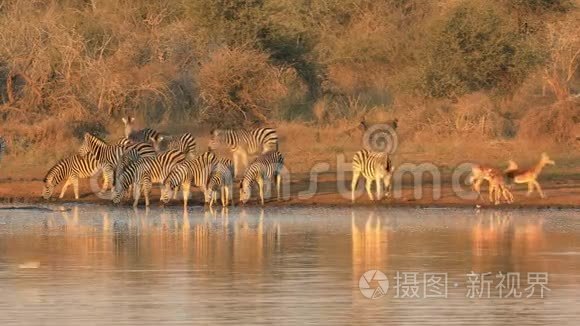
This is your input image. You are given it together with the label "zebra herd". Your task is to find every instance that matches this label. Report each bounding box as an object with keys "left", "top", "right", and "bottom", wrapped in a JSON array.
[{"left": 42, "top": 116, "right": 285, "bottom": 207}]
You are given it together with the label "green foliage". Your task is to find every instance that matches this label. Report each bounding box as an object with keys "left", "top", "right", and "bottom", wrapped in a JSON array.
[{"left": 419, "top": 3, "right": 545, "bottom": 99}]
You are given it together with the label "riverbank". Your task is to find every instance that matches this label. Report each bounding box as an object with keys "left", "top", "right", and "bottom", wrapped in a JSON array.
[{"left": 1, "top": 175, "right": 579, "bottom": 209}]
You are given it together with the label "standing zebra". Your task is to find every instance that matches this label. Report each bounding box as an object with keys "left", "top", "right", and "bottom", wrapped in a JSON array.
[
  {"left": 78, "top": 133, "right": 126, "bottom": 193},
  {"left": 239, "top": 151, "right": 284, "bottom": 205},
  {"left": 122, "top": 116, "right": 164, "bottom": 151},
  {"left": 161, "top": 151, "right": 216, "bottom": 208},
  {"left": 208, "top": 127, "right": 278, "bottom": 178},
  {"left": 42, "top": 152, "right": 101, "bottom": 199},
  {"left": 112, "top": 150, "right": 186, "bottom": 207},
  {"left": 351, "top": 149, "right": 394, "bottom": 203},
  {"left": 205, "top": 157, "right": 235, "bottom": 208},
  {"left": 167, "top": 132, "right": 197, "bottom": 159}
]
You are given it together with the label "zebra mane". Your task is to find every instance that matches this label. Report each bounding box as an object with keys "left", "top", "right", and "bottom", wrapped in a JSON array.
[{"left": 84, "top": 133, "right": 108, "bottom": 147}]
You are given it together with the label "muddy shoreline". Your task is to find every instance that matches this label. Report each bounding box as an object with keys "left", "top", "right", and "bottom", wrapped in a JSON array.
[{"left": 1, "top": 176, "right": 579, "bottom": 209}]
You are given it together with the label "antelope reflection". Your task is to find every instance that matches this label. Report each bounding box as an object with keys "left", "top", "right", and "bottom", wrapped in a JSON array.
[{"left": 471, "top": 211, "right": 546, "bottom": 271}]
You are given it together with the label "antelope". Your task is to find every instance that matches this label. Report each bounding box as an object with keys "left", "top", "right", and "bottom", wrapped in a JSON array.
[{"left": 505, "top": 153, "right": 555, "bottom": 198}]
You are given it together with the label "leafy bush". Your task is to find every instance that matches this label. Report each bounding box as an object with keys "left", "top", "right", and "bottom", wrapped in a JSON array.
[
  {"left": 418, "top": 3, "right": 545, "bottom": 99},
  {"left": 198, "top": 46, "right": 293, "bottom": 126}
]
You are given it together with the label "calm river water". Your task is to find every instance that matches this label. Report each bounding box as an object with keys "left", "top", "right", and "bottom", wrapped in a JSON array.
[{"left": 0, "top": 205, "right": 579, "bottom": 325}]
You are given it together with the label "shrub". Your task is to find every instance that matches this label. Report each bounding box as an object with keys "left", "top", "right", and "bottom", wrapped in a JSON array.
[
  {"left": 418, "top": 3, "right": 544, "bottom": 99},
  {"left": 197, "top": 46, "right": 291, "bottom": 126}
]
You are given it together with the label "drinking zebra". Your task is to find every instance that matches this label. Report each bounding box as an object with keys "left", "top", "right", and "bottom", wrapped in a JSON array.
[
  {"left": 208, "top": 127, "right": 278, "bottom": 177},
  {"left": 161, "top": 151, "right": 217, "bottom": 208},
  {"left": 351, "top": 149, "right": 394, "bottom": 203},
  {"left": 78, "top": 133, "right": 126, "bottom": 193},
  {"left": 239, "top": 151, "right": 284, "bottom": 205},
  {"left": 42, "top": 152, "right": 101, "bottom": 199},
  {"left": 205, "top": 158, "right": 235, "bottom": 208},
  {"left": 122, "top": 116, "right": 164, "bottom": 151},
  {"left": 112, "top": 150, "right": 186, "bottom": 207}
]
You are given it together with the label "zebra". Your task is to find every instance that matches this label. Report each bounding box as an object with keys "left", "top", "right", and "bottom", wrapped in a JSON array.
[
  {"left": 166, "top": 132, "right": 197, "bottom": 159},
  {"left": 205, "top": 157, "right": 235, "bottom": 208},
  {"left": 0, "top": 136, "right": 6, "bottom": 166},
  {"left": 351, "top": 149, "right": 394, "bottom": 203},
  {"left": 115, "top": 141, "right": 158, "bottom": 198},
  {"left": 208, "top": 128, "right": 278, "bottom": 177},
  {"left": 42, "top": 152, "right": 101, "bottom": 199},
  {"left": 112, "top": 149, "right": 186, "bottom": 207},
  {"left": 239, "top": 151, "right": 284, "bottom": 205},
  {"left": 161, "top": 151, "right": 216, "bottom": 208},
  {"left": 122, "top": 116, "right": 164, "bottom": 151},
  {"left": 78, "top": 133, "right": 126, "bottom": 193}
]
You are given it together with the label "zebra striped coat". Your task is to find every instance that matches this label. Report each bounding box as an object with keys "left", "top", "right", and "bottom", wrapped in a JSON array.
[
  {"left": 239, "top": 151, "right": 284, "bottom": 205},
  {"left": 167, "top": 132, "right": 197, "bottom": 158},
  {"left": 78, "top": 133, "right": 126, "bottom": 192},
  {"left": 208, "top": 127, "right": 278, "bottom": 177},
  {"left": 205, "top": 157, "right": 235, "bottom": 207},
  {"left": 42, "top": 152, "right": 100, "bottom": 199},
  {"left": 161, "top": 151, "right": 216, "bottom": 207},
  {"left": 112, "top": 150, "right": 186, "bottom": 207},
  {"left": 351, "top": 149, "right": 394, "bottom": 203}
]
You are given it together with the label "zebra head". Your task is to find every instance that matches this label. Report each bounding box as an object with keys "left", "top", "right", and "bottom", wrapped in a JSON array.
[
  {"left": 79, "top": 133, "right": 104, "bottom": 157},
  {"left": 122, "top": 115, "right": 135, "bottom": 138},
  {"left": 41, "top": 181, "right": 54, "bottom": 199},
  {"left": 160, "top": 181, "right": 175, "bottom": 204},
  {"left": 207, "top": 129, "right": 222, "bottom": 151},
  {"left": 239, "top": 179, "right": 251, "bottom": 204}
]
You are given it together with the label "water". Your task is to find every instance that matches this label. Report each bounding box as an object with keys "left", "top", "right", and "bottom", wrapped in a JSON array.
[{"left": 0, "top": 205, "right": 579, "bottom": 325}]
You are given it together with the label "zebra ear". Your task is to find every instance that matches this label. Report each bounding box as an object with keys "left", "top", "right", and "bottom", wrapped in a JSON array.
[{"left": 122, "top": 117, "right": 127, "bottom": 124}]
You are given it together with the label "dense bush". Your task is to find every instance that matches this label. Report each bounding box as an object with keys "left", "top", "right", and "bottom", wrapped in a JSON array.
[{"left": 0, "top": 0, "right": 577, "bottom": 155}]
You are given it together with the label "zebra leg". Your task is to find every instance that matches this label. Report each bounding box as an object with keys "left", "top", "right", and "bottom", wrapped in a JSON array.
[
  {"left": 365, "top": 178, "right": 374, "bottom": 201},
  {"left": 143, "top": 179, "right": 152, "bottom": 207},
  {"left": 351, "top": 171, "right": 360, "bottom": 203},
  {"left": 276, "top": 173, "right": 281, "bottom": 201},
  {"left": 229, "top": 184, "right": 234, "bottom": 206},
  {"left": 384, "top": 174, "right": 392, "bottom": 198},
  {"left": 133, "top": 184, "right": 141, "bottom": 207},
  {"left": 59, "top": 178, "right": 72, "bottom": 199},
  {"left": 258, "top": 178, "right": 265, "bottom": 205},
  {"left": 233, "top": 151, "right": 240, "bottom": 178},
  {"left": 73, "top": 177, "right": 80, "bottom": 200},
  {"left": 182, "top": 183, "right": 191, "bottom": 209},
  {"left": 375, "top": 177, "right": 382, "bottom": 200},
  {"left": 224, "top": 187, "right": 229, "bottom": 207}
]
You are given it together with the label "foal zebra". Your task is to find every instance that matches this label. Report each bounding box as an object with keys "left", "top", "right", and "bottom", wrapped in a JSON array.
[
  {"left": 122, "top": 116, "right": 164, "bottom": 151},
  {"left": 205, "top": 158, "right": 235, "bottom": 208},
  {"left": 351, "top": 149, "right": 394, "bottom": 203},
  {"left": 112, "top": 150, "right": 186, "bottom": 207},
  {"left": 42, "top": 152, "right": 100, "bottom": 199},
  {"left": 208, "top": 128, "right": 278, "bottom": 177},
  {"left": 239, "top": 151, "right": 284, "bottom": 205},
  {"left": 167, "top": 132, "right": 197, "bottom": 158},
  {"left": 161, "top": 151, "right": 216, "bottom": 208},
  {"left": 78, "top": 133, "right": 125, "bottom": 192}
]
